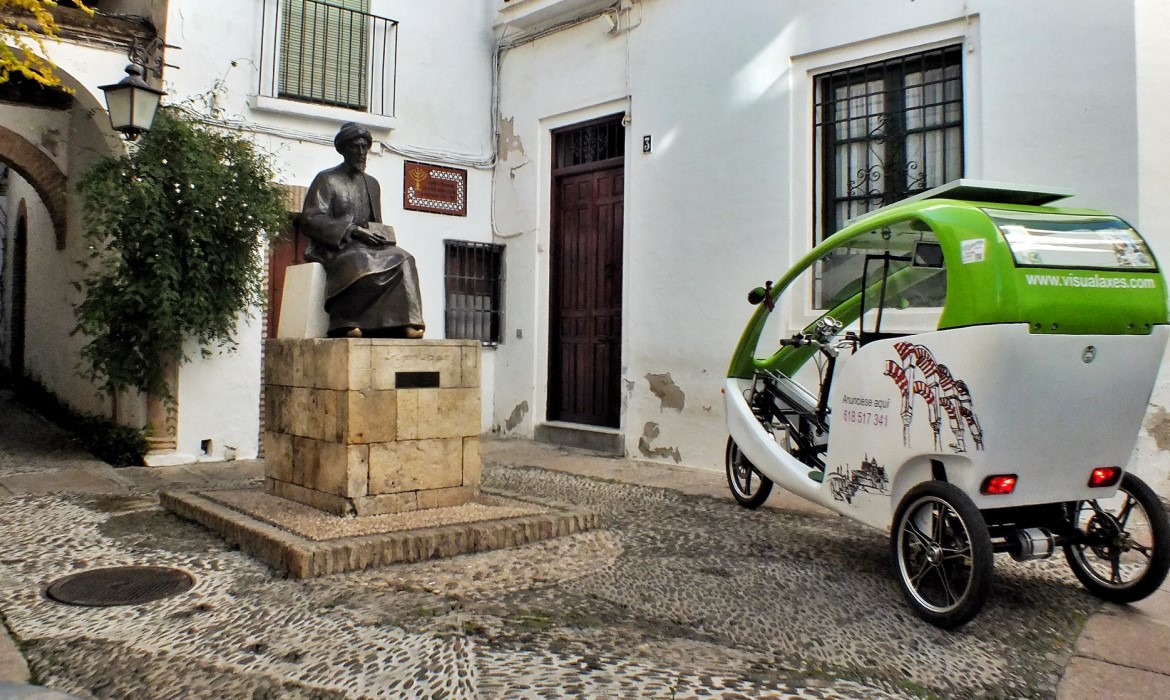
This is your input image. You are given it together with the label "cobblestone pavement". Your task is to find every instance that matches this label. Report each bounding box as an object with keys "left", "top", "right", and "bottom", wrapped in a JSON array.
[
  {"left": 0, "top": 395, "right": 109, "bottom": 480},
  {"left": 0, "top": 394, "right": 1116, "bottom": 699}
]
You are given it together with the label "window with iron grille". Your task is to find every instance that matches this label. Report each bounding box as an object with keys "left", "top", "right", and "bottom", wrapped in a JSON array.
[
  {"left": 814, "top": 45, "right": 964, "bottom": 241},
  {"left": 445, "top": 241, "right": 504, "bottom": 345},
  {"left": 553, "top": 117, "right": 625, "bottom": 170},
  {"left": 279, "top": 0, "right": 368, "bottom": 109}
]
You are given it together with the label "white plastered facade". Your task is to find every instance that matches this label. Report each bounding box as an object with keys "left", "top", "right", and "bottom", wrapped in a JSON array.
[{"left": 489, "top": 0, "right": 1170, "bottom": 496}]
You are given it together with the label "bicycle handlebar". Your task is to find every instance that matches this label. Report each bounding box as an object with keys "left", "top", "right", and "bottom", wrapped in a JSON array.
[
  {"left": 780, "top": 334, "right": 839, "bottom": 358},
  {"left": 779, "top": 316, "right": 843, "bottom": 357}
]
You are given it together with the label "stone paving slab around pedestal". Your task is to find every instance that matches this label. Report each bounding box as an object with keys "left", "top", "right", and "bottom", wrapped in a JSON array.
[{"left": 160, "top": 487, "right": 598, "bottom": 579}]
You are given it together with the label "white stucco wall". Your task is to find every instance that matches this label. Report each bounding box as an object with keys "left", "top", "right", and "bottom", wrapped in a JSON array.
[
  {"left": 0, "top": 43, "right": 141, "bottom": 421},
  {"left": 5, "top": 173, "right": 92, "bottom": 408},
  {"left": 491, "top": 0, "right": 1155, "bottom": 479}
]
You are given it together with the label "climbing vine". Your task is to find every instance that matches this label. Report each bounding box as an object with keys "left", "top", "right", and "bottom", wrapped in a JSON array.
[{"left": 74, "top": 107, "right": 288, "bottom": 398}]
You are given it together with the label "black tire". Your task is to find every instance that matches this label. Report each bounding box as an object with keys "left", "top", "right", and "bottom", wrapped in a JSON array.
[
  {"left": 890, "top": 481, "right": 994, "bottom": 629},
  {"left": 1063, "top": 472, "right": 1170, "bottom": 604},
  {"left": 725, "top": 436, "right": 773, "bottom": 509}
]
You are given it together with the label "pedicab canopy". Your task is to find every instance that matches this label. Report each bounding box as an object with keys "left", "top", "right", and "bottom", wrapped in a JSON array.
[{"left": 729, "top": 180, "right": 1169, "bottom": 380}]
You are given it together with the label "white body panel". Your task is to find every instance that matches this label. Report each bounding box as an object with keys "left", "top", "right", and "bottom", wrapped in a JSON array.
[
  {"left": 724, "top": 377, "right": 834, "bottom": 508},
  {"left": 727, "top": 324, "right": 1168, "bottom": 531}
]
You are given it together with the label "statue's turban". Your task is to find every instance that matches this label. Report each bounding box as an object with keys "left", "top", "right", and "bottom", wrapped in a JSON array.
[{"left": 334, "top": 122, "right": 372, "bottom": 152}]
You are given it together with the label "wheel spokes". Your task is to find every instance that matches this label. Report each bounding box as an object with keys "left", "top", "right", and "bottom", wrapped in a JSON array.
[
  {"left": 936, "top": 565, "right": 958, "bottom": 606},
  {"left": 931, "top": 503, "right": 945, "bottom": 542},
  {"left": 731, "top": 448, "right": 755, "bottom": 497},
  {"left": 901, "top": 498, "right": 974, "bottom": 611},
  {"left": 908, "top": 557, "right": 933, "bottom": 587},
  {"left": 1117, "top": 494, "right": 1136, "bottom": 529},
  {"left": 904, "top": 516, "right": 932, "bottom": 549},
  {"left": 1129, "top": 542, "right": 1153, "bottom": 560},
  {"left": 941, "top": 547, "right": 971, "bottom": 562},
  {"left": 1087, "top": 499, "right": 1110, "bottom": 522},
  {"left": 1071, "top": 486, "right": 1160, "bottom": 588}
]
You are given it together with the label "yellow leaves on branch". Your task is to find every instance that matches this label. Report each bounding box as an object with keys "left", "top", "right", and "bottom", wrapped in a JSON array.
[{"left": 0, "top": 0, "right": 93, "bottom": 92}]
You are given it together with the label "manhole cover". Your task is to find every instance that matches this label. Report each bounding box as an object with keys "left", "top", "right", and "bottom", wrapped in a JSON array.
[{"left": 45, "top": 566, "right": 194, "bottom": 607}]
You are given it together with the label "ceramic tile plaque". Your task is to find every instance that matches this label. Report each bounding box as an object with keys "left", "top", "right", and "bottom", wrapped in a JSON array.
[{"left": 403, "top": 161, "right": 468, "bottom": 217}]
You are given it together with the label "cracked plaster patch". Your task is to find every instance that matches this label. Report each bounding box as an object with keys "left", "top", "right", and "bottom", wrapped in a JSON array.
[
  {"left": 1144, "top": 405, "right": 1170, "bottom": 453},
  {"left": 504, "top": 400, "right": 529, "bottom": 432},
  {"left": 497, "top": 115, "right": 526, "bottom": 160},
  {"left": 638, "top": 422, "right": 681, "bottom": 463},
  {"left": 645, "top": 372, "right": 685, "bottom": 412}
]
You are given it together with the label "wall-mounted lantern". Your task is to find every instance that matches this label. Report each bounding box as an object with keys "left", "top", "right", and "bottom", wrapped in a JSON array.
[{"left": 99, "top": 64, "right": 166, "bottom": 140}]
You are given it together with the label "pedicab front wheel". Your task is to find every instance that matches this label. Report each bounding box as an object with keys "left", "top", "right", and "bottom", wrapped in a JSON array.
[
  {"left": 725, "top": 437, "right": 773, "bottom": 509},
  {"left": 891, "top": 481, "right": 994, "bottom": 630},
  {"left": 1063, "top": 472, "right": 1170, "bottom": 604}
]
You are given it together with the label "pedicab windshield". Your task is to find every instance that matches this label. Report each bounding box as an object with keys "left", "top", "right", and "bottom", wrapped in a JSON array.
[{"left": 985, "top": 209, "right": 1156, "bottom": 270}]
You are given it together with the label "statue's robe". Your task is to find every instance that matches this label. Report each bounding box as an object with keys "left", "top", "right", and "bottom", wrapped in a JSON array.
[{"left": 300, "top": 164, "right": 424, "bottom": 336}]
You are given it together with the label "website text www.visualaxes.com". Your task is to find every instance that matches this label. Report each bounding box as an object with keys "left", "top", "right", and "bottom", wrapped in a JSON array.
[{"left": 1024, "top": 273, "right": 1156, "bottom": 289}]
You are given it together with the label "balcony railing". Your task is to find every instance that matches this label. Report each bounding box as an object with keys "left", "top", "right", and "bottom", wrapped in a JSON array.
[{"left": 259, "top": 0, "right": 397, "bottom": 117}]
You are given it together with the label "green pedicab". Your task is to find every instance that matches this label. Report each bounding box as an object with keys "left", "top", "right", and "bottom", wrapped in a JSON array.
[{"left": 723, "top": 181, "right": 1170, "bottom": 629}]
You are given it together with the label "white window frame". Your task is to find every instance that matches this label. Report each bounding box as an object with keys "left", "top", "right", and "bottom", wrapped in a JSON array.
[
  {"left": 786, "top": 17, "right": 982, "bottom": 335},
  {"left": 253, "top": 0, "right": 398, "bottom": 129}
]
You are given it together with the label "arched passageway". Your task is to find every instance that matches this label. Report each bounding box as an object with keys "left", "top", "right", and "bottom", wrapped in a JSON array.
[{"left": 0, "top": 125, "right": 68, "bottom": 250}]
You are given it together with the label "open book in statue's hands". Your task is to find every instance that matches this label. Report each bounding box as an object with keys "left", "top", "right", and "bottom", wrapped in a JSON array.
[
  {"left": 367, "top": 222, "right": 396, "bottom": 246},
  {"left": 351, "top": 222, "right": 396, "bottom": 247}
]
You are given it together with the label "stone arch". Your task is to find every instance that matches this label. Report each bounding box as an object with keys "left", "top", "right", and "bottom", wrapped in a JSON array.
[{"left": 0, "top": 125, "right": 68, "bottom": 250}]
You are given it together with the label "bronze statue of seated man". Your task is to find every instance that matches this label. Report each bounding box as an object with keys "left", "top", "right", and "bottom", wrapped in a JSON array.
[{"left": 300, "top": 122, "right": 425, "bottom": 339}]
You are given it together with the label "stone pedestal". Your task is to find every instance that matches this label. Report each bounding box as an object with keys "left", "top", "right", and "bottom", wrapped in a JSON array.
[{"left": 263, "top": 338, "right": 481, "bottom": 517}]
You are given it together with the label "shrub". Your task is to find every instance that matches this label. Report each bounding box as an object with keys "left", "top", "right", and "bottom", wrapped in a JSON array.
[{"left": 74, "top": 107, "right": 288, "bottom": 398}]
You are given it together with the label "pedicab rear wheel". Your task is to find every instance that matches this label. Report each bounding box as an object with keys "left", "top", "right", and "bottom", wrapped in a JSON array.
[
  {"left": 1063, "top": 472, "right": 1170, "bottom": 604},
  {"left": 725, "top": 437, "right": 773, "bottom": 509},
  {"left": 891, "top": 481, "right": 993, "bottom": 630}
]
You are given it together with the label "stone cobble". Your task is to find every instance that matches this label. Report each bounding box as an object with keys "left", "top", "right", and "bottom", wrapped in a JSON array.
[
  {"left": 0, "top": 395, "right": 1097, "bottom": 699},
  {"left": 0, "top": 456, "right": 1096, "bottom": 699}
]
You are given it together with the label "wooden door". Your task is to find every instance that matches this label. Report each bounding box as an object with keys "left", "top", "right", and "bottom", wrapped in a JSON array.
[
  {"left": 10, "top": 211, "right": 26, "bottom": 376},
  {"left": 548, "top": 166, "right": 624, "bottom": 427},
  {"left": 266, "top": 224, "right": 309, "bottom": 338}
]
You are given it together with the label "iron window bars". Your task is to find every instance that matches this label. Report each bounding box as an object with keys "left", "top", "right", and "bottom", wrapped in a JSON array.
[
  {"left": 814, "top": 45, "right": 964, "bottom": 241},
  {"left": 445, "top": 240, "right": 505, "bottom": 345},
  {"left": 554, "top": 118, "right": 625, "bottom": 170}
]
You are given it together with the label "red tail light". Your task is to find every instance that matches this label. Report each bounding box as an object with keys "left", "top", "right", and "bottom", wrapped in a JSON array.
[
  {"left": 980, "top": 474, "right": 1018, "bottom": 495},
  {"left": 1088, "top": 467, "right": 1121, "bottom": 488}
]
